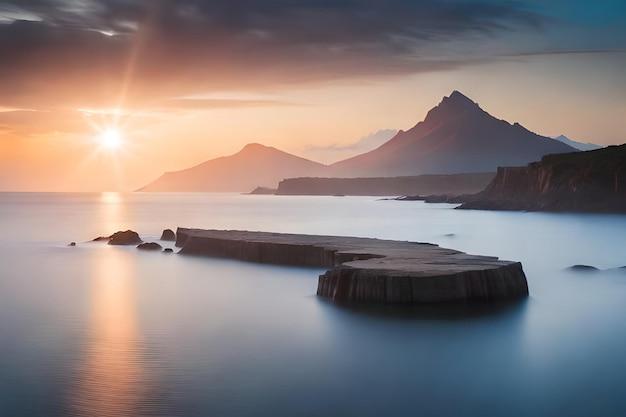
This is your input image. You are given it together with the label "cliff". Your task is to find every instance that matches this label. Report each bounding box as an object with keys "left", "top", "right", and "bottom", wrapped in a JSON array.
[
  {"left": 459, "top": 144, "right": 626, "bottom": 213},
  {"left": 275, "top": 173, "right": 495, "bottom": 196},
  {"left": 176, "top": 228, "right": 528, "bottom": 304}
]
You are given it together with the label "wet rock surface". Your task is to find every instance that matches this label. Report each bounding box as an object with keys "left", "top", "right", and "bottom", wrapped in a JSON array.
[
  {"left": 176, "top": 228, "right": 529, "bottom": 304},
  {"left": 137, "top": 242, "right": 163, "bottom": 251},
  {"left": 108, "top": 230, "right": 142, "bottom": 245},
  {"left": 160, "top": 229, "right": 176, "bottom": 241}
]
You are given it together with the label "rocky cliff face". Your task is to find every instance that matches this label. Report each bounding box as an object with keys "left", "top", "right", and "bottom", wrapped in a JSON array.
[
  {"left": 317, "top": 263, "right": 528, "bottom": 304},
  {"left": 459, "top": 144, "right": 626, "bottom": 213}
]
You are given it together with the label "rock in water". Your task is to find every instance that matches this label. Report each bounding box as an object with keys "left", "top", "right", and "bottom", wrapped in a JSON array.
[
  {"left": 68, "top": 242, "right": 76, "bottom": 247},
  {"left": 160, "top": 229, "right": 176, "bottom": 241},
  {"left": 176, "top": 228, "right": 529, "bottom": 304},
  {"left": 108, "top": 230, "right": 142, "bottom": 245},
  {"left": 567, "top": 265, "right": 599, "bottom": 272},
  {"left": 249, "top": 186, "right": 277, "bottom": 195},
  {"left": 163, "top": 248, "right": 174, "bottom": 253},
  {"left": 137, "top": 242, "right": 162, "bottom": 251}
]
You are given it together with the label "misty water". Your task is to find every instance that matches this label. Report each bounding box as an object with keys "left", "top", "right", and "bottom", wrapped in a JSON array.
[{"left": 1, "top": 192, "right": 626, "bottom": 417}]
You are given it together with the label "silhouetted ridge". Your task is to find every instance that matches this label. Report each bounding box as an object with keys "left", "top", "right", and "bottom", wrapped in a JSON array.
[
  {"left": 424, "top": 90, "right": 482, "bottom": 124},
  {"left": 446, "top": 90, "right": 480, "bottom": 108},
  {"left": 330, "top": 90, "right": 577, "bottom": 177},
  {"left": 241, "top": 143, "right": 269, "bottom": 152},
  {"left": 139, "top": 90, "right": 580, "bottom": 191},
  {"left": 138, "top": 142, "right": 327, "bottom": 192}
]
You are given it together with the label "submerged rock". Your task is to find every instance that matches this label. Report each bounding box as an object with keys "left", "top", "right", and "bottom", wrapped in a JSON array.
[
  {"left": 108, "top": 230, "right": 142, "bottom": 245},
  {"left": 567, "top": 265, "right": 626, "bottom": 274},
  {"left": 160, "top": 229, "right": 176, "bottom": 241},
  {"left": 137, "top": 242, "right": 162, "bottom": 251},
  {"left": 567, "top": 265, "right": 600, "bottom": 272}
]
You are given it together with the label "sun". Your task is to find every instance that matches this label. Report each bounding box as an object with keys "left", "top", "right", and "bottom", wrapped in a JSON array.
[{"left": 98, "top": 128, "right": 123, "bottom": 149}]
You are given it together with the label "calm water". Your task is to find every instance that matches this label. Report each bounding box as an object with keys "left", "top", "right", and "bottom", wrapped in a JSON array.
[{"left": 1, "top": 192, "right": 626, "bottom": 417}]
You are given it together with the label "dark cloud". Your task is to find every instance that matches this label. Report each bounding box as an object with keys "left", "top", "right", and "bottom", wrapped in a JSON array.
[
  {"left": 509, "top": 48, "right": 626, "bottom": 57},
  {"left": 0, "top": 0, "right": 549, "bottom": 109}
]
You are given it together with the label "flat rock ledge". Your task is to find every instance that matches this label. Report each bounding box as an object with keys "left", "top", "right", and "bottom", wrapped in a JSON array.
[{"left": 176, "top": 228, "right": 528, "bottom": 304}]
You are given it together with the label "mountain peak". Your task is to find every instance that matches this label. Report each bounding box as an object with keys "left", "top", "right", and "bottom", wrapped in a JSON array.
[
  {"left": 238, "top": 143, "right": 282, "bottom": 155},
  {"left": 449, "top": 90, "right": 472, "bottom": 101},
  {"left": 423, "top": 90, "right": 481, "bottom": 125},
  {"left": 552, "top": 135, "right": 603, "bottom": 151},
  {"left": 441, "top": 90, "right": 478, "bottom": 109},
  {"left": 241, "top": 143, "right": 269, "bottom": 151}
]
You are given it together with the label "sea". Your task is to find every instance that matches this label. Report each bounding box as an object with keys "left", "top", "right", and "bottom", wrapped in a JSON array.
[{"left": 1, "top": 192, "right": 626, "bottom": 417}]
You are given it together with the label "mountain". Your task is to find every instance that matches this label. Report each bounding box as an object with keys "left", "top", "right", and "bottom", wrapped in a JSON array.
[
  {"left": 459, "top": 144, "right": 626, "bottom": 213},
  {"left": 138, "top": 143, "right": 327, "bottom": 192},
  {"left": 139, "top": 91, "right": 580, "bottom": 192},
  {"left": 330, "top": 91, "right": 578, "bottom": 177},
  {"left": 552, "top": 135, "right": 602, "bottom": 151}
]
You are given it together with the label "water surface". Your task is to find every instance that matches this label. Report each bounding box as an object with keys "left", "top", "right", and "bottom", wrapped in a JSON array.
[{"left": 1, "top": 192, "right": 625, "bottom": 416}]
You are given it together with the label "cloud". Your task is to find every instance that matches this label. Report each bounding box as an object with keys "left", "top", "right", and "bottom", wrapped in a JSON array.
[
  {"left": 307, "top": 129, "right": 398, "bottom": 152},
  {"left": 304, "top": 129, "right": 399, "bottom": 163},
  {"left": 0, "top": 0, "right": 554, "bottom": 110},
  {"left": 0, "top": 109, "right": 90, "bottom": 136},
  {"left": 509, "top": 48, "right": 626, "bottom": 57},
  {"left": 159, "top": 98, "right": 302, "bottom": 110}
]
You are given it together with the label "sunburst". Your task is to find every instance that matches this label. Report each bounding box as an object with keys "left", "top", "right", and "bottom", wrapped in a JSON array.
[{"left": 98, "top": 128, "right": 123, "bottom": 149}]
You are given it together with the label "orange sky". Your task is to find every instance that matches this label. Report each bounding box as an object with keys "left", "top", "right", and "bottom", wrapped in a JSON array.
[{"left": 0, "top": 1, "right": 624, "bottom": 191}]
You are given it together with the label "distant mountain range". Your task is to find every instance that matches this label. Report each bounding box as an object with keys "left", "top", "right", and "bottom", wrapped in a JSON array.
[
  {"left": 552, "top": 135, "right": 602, "bottom": 151},
  {"left": 139, "top": 91, "right": 579, "bottom": 192}
]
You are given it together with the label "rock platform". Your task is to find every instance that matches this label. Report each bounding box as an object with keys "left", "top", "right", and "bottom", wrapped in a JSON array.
[{"left": 176, "top": 228, "right": 528, "bottom": 304}]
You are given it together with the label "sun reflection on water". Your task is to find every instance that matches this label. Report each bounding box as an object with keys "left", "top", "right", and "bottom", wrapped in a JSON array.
[
  {"left": 100, "top": 192, "right": 122, "bottom": 205},
  {"left": 69, "top": 248, "right": 163, "bottom": 417},
  {"left": 98, "top": 192, "right": 124, "bottom": 233}
]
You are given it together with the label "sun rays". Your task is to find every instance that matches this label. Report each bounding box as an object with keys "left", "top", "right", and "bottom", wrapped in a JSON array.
[{"left": 98, "top": 128, "right": 123, "bottom": 149}]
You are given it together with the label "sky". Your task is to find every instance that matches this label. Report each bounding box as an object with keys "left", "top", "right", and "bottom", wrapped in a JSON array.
[{"left": 0, "top": 0, "right": 624, "bottom": 191}]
